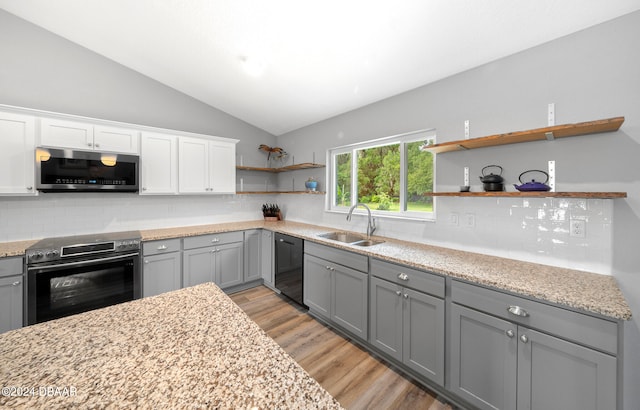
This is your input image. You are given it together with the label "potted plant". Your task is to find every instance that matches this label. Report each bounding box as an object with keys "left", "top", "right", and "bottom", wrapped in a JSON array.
[{"left": 262, "top": 203, "right": 282, "bottom": 221}]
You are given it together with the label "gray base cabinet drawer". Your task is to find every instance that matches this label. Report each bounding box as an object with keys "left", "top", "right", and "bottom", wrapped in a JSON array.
[
  {"left": 183, "top": 231, "right": 243, "bottom": 250},
  {"left": 305, "top": 242, "right": 368, "bottom": 272},
  {"left": 0, "top": 257, "right": 22, "bottom": 278},
  {"left": 143, "top": 239, "right": 181, "bottom": 256},
  {"left": 451, "top": 280, "right": 618, "bottom": 354},
  {"left": 370, "top": 258, "right": 444, "bottom": 298}
]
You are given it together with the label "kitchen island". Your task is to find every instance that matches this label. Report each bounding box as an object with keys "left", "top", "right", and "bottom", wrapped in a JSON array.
[{"left": 0, "top": 282, "right": 342, "bottom": 409}]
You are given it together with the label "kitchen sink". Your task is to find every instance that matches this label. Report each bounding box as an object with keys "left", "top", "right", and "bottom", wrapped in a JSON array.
[
  {"left": 351, "top": 239, "right": 384, "bottom": 247},
  {"left": 318, "top": 231, "right": 364, "bottom": 243},
  {"left": 318, "top": 232, "right": 384, "bottom": 247}
]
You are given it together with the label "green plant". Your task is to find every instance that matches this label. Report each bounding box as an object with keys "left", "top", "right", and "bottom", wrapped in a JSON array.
[{"left": 376, "top": 192, "right": 392, "bottom": 210}]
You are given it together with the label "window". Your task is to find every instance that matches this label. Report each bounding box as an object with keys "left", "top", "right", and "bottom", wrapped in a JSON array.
[{"left": 328, "top": 129, "right": 435, "bottom": 219}]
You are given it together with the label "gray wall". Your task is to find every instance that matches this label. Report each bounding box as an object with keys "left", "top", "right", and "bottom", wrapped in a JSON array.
[
  {"left": 0, "top": 9, "right": 280, "bottom": 236},
  {"left": 278, "top": 11, "right": 640, "bottom": 408},
  {"left": 0, "top": 9, "right": 276, "bottom": 169},
  {"left": 1, "top": 6, "right": 638, "bottom": 408}
]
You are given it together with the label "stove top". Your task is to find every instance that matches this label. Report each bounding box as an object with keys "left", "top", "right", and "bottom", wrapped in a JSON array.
[{"left": 26, "top": 231, "right": 141, "bottom": 264}]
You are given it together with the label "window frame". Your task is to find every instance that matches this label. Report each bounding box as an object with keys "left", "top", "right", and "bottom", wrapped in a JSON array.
[{"left": 326, "top": 129, "right": 436, "bottom": 220}]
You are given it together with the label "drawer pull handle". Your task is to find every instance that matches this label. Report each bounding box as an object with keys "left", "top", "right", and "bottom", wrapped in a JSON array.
[
  {"left": 520, "top": 334, "right": 529, "bottom": 343},
  {"left": 212, "top": 238, "right": 220, "bottom": 243},
  {"left": 397, "top": 273, "right": 409, "bottom": 281},
  {"left": 157, "top": 245, "right": 168, "bottom": 250},
  {"left": 507, "top": 305, "right": 529, "bottom": 317},
  {"left": 506, "top": 329, "right": 515, "bottom": 338}
]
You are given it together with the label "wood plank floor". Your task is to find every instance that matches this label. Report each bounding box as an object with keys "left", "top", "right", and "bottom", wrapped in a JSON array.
[{"left": 230, "top": 285, "right": 455, "bottom": 410}]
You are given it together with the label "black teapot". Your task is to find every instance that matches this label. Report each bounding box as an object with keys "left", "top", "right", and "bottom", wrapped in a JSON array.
[{"left": 479, "top": 165, "right": 504, "bottom": 192}]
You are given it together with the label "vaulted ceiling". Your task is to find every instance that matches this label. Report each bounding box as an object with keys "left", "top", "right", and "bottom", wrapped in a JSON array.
[{"left": 2, "top": 1, "right": 639, "bottom": 135}]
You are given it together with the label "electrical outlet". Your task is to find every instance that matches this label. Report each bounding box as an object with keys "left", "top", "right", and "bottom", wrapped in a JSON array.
[
  {"left": 450, "top": 213, "right": 459, "bottom": 226},
  {"left": 570, "top": 219, "right": 586, "bottom": 238},
  {"left": 464, "top": 213, "right": 475, "bottom": 228}
]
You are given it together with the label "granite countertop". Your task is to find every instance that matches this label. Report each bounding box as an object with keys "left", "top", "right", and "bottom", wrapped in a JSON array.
[
  {"left": 0, "top": 283, "right": 343, "bottom": 409},
  {"left": 0, "top": 220, "right": 632, "bottom": 320},
  {"left": 140, "top": 220, "right": 632, "bottom": 321}
]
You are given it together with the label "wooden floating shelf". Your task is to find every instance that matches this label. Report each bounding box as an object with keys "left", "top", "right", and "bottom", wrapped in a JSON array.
[
  {"left": 421, "top": 117, "right": 625, "bottom": 154},
  {"left": 424, "top": 192, "right": 627, "bottom": 199},
  {"left": 236, "top": 163, "right": 325, "bottom": 173},
  {"left": 236, "top": 191, "right": 326, "bottom": 195}
]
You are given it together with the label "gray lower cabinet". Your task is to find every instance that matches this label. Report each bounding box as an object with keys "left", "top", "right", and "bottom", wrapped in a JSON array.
[
  {"left": 142, "top": 239, "right": 182, "bottom": 297},
  {"left": 369, "top": 259, "right": 445, "bottom": 386},
  {"left": 260, "top": 230, "right": 274, "bottom": 286},
  {"left": 304, "top": 242, "right": 368, "bottom": 341},
  {"left": 244, "top": 229, "right": 262, "bottom": 283},
  {"left": 303, "top": 254, "right": 331, "bottom": 319},
  {"left": 183, "top": 231, "right": 244, "bottom": 289},
  {"left": 0, "top": 257, "right": 23, "bottom": 333},
  {"left": 449, "top": 280, "right": 618, "bottom": 410}
]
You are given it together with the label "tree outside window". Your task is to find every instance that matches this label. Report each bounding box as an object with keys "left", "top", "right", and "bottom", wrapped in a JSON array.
[{"left": 329, "top": 130, "right": 435, "bottom": 218}]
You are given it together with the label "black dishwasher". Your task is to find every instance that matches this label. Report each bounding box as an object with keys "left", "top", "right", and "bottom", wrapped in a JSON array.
[{"left": 274, "top": 233, "right": 305, "bottom": 307}]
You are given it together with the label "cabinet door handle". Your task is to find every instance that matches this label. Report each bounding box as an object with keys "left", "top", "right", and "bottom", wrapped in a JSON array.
[
  {"left": 144, "top": 260, "right": 149, "bottom": 264},
  {"left": 507, "top": 305, "right": 529, "bottom": 317},
  {"left": 397, "top": 273, "right": 409, "bottom": 281},
  {"left": 211, "top": 238, "right": 220, "bottom": 243},
  {"left": 403, "top": 293, "right": 409, "bottom": 299},
  {"left": 27, "top": 186, "right": 33, "bottom": 190},
  {"left": 396, "top": 290, "right": 402, "bottom": 296},
  {"left": 87, "top": 142, "right": 93, "bottom": 147},
  {"left": 520, "top": 334, "right": 529, "bottom": 343},
  {"left": 95, "top": 143, "right": 100, "bottom": 148},
  {"left": 505, "top": 329, "right": 515, "bottom": 338},
  {"left": 0, "top": 281, "right": 21, "bottom": 288},
  {"left": 157, "top": 245, "right": 168, "bottom": 250}
]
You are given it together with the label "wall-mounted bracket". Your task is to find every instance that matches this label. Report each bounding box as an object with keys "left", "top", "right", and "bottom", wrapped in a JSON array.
[
  {"left": 548, "top": 160, "right": 556, "bottom": 192},
  {"left": 545, "top": 131, "right": 555, "bottom": 141}
]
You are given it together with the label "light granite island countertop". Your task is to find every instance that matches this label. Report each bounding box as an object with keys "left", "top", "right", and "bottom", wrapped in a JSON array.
[{"left": 0, "top": 282, "right": 343, "bottom": 410}]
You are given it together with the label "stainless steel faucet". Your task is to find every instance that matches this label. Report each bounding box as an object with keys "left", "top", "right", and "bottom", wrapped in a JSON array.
[{"left": 346, "top": 203, "right": 376, "bottom": 238}]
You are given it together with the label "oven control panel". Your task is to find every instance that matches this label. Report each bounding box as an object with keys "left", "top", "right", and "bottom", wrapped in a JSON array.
[{"left": 26, "top": 238, "right": 140, "bottom": 263}]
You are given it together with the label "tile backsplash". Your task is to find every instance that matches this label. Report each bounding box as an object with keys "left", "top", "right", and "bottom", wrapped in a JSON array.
[
  {"left": 0, "top": 193, "right": 613, "bottom": 275},
  {"left": 282, "top": 194, "right": 613, "bottom": 276}
]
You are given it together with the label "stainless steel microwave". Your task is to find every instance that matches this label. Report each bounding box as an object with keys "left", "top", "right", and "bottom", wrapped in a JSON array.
[{"left": 36, "top": 148, "right": 139, "bottom": 192}]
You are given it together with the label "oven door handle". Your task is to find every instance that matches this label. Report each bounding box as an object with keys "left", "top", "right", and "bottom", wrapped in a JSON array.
[{"left": 27, "top": 252, "right": 139, "bottom": 272}]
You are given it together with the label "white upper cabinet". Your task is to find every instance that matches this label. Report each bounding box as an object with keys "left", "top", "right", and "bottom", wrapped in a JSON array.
[
  {"left": 39, "top": 118, "right": 139, "bottom": 154},
  {"left": 93, "top": 125, "right": 140, "bottom": 154},
  {"left": 208, "top": 140, "right": 236, "bottom": 193},
  {"left": 0, "top": 112, "right": 36, "bottom": 195},
  {"left": 179, "top": 137, "right": 236, "bottom": 194},
  {"left": 140, "top": 132, "right": 178, "bottom": 195}
]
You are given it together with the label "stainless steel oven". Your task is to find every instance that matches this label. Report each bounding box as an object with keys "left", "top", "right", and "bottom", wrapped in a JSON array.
[{"left": 25, "top": 231, "right": 141, "bottom": 325}]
